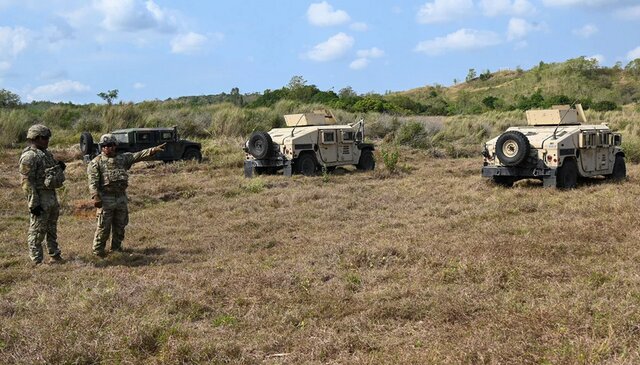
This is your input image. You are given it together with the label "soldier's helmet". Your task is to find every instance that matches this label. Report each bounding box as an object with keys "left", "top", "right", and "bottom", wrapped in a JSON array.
[
  {"left": 26, "top": 124, "right": 52, "bottom": 140},
  {"left": 99, "top": 134, "right": 118, "bottom": 146}
]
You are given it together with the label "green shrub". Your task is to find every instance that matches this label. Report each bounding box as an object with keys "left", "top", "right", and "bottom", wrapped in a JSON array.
[
  {"left": 380, "top": 147, "right": 399, "bottom": 172},
  {"left": 395, "top": 121, "right": 430, "bottom": 148},
  {"left": 0, "top": 109, "right": 36, "bottom": 146},
  {"left": 622, "top": 139, "right": 640, "bottom": 163}
]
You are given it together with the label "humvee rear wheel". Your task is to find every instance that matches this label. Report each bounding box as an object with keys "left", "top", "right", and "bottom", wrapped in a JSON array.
[
  {"left": 495, "top": 131, "right": 530, "bottom": 166},
  {"left": 182, "top": 148, "right": 202, "bottom": 162},
  {"left": 556, "top": 158, "right": 578, "bottom": 189},
  {"left": 610, "top": 154, "right": 626, "bottom": 181},
  {"left": 248, "top": 132, "right": 273, "bottom": 159},
  {"left": 492, "top": 176, "right": 515, "bottom": 187},
  {"left": 356, "top": 150, "right": 375, "bottom": 171},
  {"left": 80, "top": 132, "right": 94, "bottom": 156},
  {"left": 296, "top": 154, "right": 317, "bottom": 176}
]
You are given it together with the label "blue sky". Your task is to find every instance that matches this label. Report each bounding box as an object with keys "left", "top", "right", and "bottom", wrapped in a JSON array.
[{"left": 0, "top": 0, "right": 639, "bottom": 104}]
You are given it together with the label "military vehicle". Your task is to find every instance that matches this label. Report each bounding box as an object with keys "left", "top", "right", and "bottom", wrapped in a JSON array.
[
  {"left": 482, "top": 104, "right": 625, "bottom": 188},
  {"left": 243, "top": 110, "right": 375, "bottom": 177},
  {"left": 80, "top": 127, "right": 202, "bottom": 163}
]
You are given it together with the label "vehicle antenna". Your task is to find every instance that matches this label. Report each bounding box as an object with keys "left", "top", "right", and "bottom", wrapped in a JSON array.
[{"left": 553, "top": 100, "right": 578, "bottom": 140}]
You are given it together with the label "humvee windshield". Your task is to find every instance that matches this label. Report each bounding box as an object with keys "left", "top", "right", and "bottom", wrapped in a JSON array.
[{"left": 113, "top": 134, "right": 129, "bottom": 144}]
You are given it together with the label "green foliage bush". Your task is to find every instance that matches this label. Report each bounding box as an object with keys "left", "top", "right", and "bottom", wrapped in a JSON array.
[
  {"left": 395, "top": 121, "right": 431, "bottom": 148},
  {"left": 0, "top": 109, "right": 34, "bottom": 146},
  {"left": 380, "top": 147, "right": 399, "bottom": 172}
]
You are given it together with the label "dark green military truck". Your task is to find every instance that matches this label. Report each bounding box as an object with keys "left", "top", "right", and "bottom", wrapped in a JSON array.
[{"left": 80, "top": 127, "right": 202, "bottom": 163}]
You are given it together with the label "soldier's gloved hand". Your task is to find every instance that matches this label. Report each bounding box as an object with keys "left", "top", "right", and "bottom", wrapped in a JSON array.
[
  {"left": 30, "top": 206, "right": 44, "bottom": 216},
  {"left": 58, "top": 160, "right": 66, "bottom": 171},
  {"left": 151, "top": 143, "right": 167, "bottom": 155},
  {"left": 92, "top": 196, "right": 103, "bottom": 208}
]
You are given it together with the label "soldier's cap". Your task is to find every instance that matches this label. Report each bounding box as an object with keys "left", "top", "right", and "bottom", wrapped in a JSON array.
[
  {"left": 26, "top": 124, "right": 52, "bottom": 140},
  {"left": 99, "top": 134, "right": 118, "bottom": 146}
]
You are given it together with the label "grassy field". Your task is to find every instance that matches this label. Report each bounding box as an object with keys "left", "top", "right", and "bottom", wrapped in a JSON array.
[{"left": 1, "top": 141, "right": 640, "bottom": 364}]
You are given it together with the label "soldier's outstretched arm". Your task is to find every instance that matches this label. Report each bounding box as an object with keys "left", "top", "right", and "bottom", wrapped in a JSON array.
[{"left": 129, "top": 143, "right": 167, "bottom": 165}]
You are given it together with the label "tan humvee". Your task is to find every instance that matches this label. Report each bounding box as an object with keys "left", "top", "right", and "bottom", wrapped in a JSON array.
[
  {"left": 243, "top": 110, "right": 375, "bottom": 177},
  {"left": 482, "top": 104, "right": 626, "bottom": 188}
]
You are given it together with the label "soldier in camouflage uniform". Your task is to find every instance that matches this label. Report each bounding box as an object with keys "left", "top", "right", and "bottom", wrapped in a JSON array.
[
  {"left": 18, "top": 124, "right": 66, "bottom": 264},
  {"left": 87, "top": 134, "right": 165, "bottom": 256}
]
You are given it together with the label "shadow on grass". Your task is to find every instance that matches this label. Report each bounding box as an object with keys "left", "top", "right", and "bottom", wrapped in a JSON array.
[{"left": 89, "top": 247, "right": 179, "bottom": 268}]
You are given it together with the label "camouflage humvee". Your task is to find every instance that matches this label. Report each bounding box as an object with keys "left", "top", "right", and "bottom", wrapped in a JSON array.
[
  {"left": 80, "top": 127, "right": 202, "bottom": 163},
  {"left": 243, "top": 110, "right": 375, "bottom": 177},
  {"left": 482, "top": 104, "right": 626, "bottom": 188}
]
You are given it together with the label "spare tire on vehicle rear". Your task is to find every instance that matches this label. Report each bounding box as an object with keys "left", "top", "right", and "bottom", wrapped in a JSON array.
[
  {"left": 80, "top": 132, "right": 94, "bottom": 156},
  {"left": 495, "top": 131, "right": 530, "bottom": 166},
  {"left": 247, "top": 131, "right": 273, "bottom": 159}
]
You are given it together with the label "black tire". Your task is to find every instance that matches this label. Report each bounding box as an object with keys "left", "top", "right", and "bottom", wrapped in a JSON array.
[
  {"left": 610, "top": 154, "right": 626, "bottom": 181},
  {"left": 556, "top": 158, "right": 578, "bottom": 189},
  {"left": 182, "top": 148, "right": 202, "bottom": 162},
  {"left": 80, "top": 132, "right": 94, "bottom": 156},
  {"left": 492, "top": 176, "right": 515, "bottom": 187},
  {"left": 495, "top": 131, "right": 530, "bottom": 166},
  {"left": 247, "top": 132, "right": 272, "bottom": 159},
  {"left": 356, "top": 149, "right": 375, "bottom": 171},
  {"left": 296, "top": 153, "right": 317, "bottom": 176}
]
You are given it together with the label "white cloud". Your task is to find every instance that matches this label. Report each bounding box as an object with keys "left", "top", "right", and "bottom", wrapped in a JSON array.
[
  {"left": 171, "top": 32, "right": 207, "bottom": 54},
  {"left": 133, "top": 82, "right": 145, "bottom": 89},
  {"left": 350, "top": 47, "right": 384, "bottom": 70},
  {"left": 0, "top": 26, "right": 30, "bottom": 58},
  {"left": 588, "top": 54, "right": 605, "bottom": 65},
  {"left": 417, "top": 0, "right": 473, "bottom": 24},
  {"left": 628, "top": 46, "right": 640, "bottom": 61},
  {"left": 350, "top": 22, "right": 369, "bottom": 31},
  {"left": 0, "top": 61, "right": 11, "bottom": 72},
  {"left": 614, "top": 5, "right": 640, "bottom": 20},
  {"left": 307, "top": 2, "right": 351, "bottom": 27},
  {"left": 94, "top": 0, "right": 178, "bottom": 32},
  {"left": 507, "top": 18, "right": 545, "bottom": 40},
  {"left": 480, "top": 0, "right": 536, "bottom": 16},
  {"left": 572, "top": 24, "right": 598, "bottom": 38},
  {"left": 415, "top": 29, "right": 501, "bottom": 55},
  {"left": 357, "top": 47, "right": 385, "bottom": 58},
  {"left": 305, "top": 32, "right": 354, "bottom": 62},
  {"left": 350, "top": 58, "right": 369, "bottom": 70},
  {"left": 28, "top": 80, "right": 90, "bottom": 101}
]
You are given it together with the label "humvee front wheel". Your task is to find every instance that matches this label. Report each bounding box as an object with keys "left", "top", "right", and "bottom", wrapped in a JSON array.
[
  {"left": 495, "top": 131, "right": 530, "bottom": 166},
  {"left": 296, "top": 153, "right": 317, "bottom": 176},
  {"left": 356, "top": 149, "right": 375, "bottom": 171},
  {"left": 182, "top": 148, "right": 202, "bottom": 162},
  {"left": 610, "top": 154, "right": 626, "bottom": 181},
  {"left": 556, "top": 158, "right": 578, "bottom": 189}
]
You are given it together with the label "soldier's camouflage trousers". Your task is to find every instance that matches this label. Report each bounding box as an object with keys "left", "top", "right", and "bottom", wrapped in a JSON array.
[
  {"left": 93, "top": 192, "right": 129, "bottom": 254},
  {"left": 27, "top": 190, "right": 61, "bottom": 263}
]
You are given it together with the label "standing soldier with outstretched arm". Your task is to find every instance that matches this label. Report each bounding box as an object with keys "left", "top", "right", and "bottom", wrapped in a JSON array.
[
  {"left": 18, "top": 124, "right": 66, "bottom": 265},
  {"left": 87, "top": 134, "right": 165, "bottom": 257}
]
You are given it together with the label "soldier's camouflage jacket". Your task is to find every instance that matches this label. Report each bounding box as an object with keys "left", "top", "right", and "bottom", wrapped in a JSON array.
[
  {"left": 18, "top": 146, "right": 65, "bottom": 208},
  {"left": 87, "top": 149, "right": 154, "bottom": 197}
]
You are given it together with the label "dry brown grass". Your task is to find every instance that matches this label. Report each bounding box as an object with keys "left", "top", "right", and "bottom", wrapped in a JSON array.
[{"left": 1, "top": 144, "right": 640, "bottom": 364}]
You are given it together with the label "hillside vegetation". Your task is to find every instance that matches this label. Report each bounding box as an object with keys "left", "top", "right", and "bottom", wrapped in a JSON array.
[{"left": 1, "top": 58, "right": 639, "bottom": 158}]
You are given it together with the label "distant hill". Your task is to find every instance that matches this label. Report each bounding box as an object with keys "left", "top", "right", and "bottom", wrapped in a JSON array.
[{"left": 400, "top": 57, "right": 640, "bottom": 114}]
